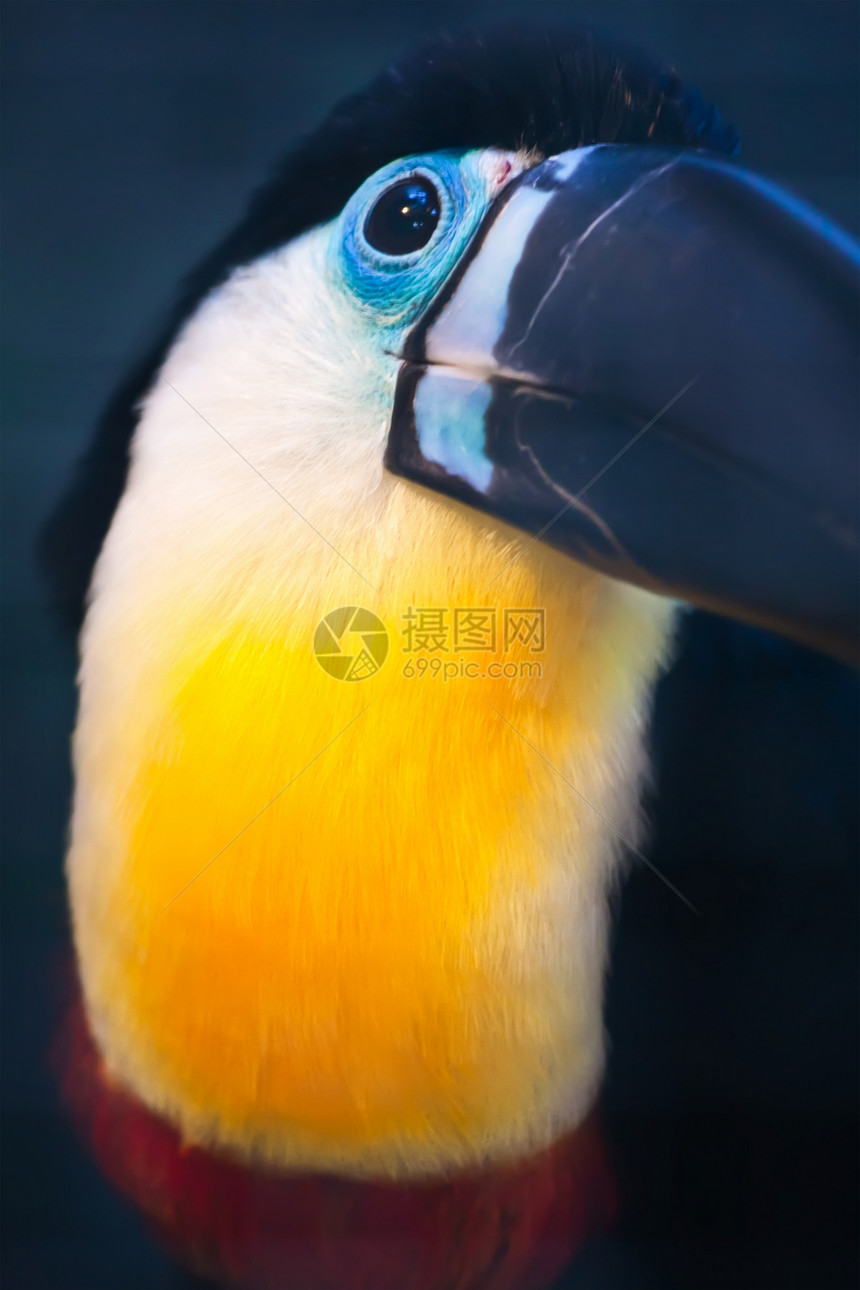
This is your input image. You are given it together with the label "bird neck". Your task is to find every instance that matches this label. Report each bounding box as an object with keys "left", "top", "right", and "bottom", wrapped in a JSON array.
[{"left": 68, "top": 261, "right": 676, "bottom": 1180}]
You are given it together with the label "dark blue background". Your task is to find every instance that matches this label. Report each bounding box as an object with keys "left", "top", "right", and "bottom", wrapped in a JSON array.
[{"left": 2, "top": 3, "right": 858, "bottom": 1288}]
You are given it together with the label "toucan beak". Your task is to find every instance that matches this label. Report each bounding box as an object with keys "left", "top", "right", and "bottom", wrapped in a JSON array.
[{"left": 385, "top": 145, "right": 860, "bottom": 664}]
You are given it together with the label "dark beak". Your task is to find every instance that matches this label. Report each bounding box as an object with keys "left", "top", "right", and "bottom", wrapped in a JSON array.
[{"left": 385, "top": 146, "right": 860, "bottom": 664}]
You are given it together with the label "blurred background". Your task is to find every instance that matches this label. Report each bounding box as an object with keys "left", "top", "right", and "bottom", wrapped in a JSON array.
[{"left": 2, "top": 3, "right": 858, "bottom": 1287}]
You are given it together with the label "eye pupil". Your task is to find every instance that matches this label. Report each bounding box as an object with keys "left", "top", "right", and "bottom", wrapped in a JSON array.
[{"left": 364, "top": 177, "right": 441, "bottom": 255}]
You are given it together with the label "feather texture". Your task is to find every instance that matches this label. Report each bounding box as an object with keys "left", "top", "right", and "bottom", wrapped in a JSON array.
[{"left": 68, "top": 222, "right": 677, "bottom": 1177}]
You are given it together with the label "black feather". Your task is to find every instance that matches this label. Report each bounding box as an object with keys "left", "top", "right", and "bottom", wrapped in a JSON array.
[{"left": 40, "top": 23, "right": 737, "bottom": 630}]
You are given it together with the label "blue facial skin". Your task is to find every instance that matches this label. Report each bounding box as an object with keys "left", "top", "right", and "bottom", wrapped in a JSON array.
[
  {"left": 331, "top": 150, "right": 499, "bottom": 333},
  {"left": 328, "top": 150, "right": 502, "bottom": 493}
]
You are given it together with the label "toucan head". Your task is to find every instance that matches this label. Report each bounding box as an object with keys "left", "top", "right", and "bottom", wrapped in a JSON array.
[
  {"left": 234, "top": 126, "right": 859, "bottom": 664},
  {"left": 47, "top": 25, "right": 858, "bottom": 661},
  {"left": 161, "top": 22, "right": 855, "bottom": 665}
]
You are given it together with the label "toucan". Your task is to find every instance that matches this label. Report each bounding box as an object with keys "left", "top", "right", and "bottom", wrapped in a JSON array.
[{"left": 43, "top": 25, "right": 859, "bottom": 1290}]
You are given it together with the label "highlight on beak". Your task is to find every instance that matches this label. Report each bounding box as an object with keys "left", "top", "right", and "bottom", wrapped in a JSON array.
[{"left": 386, "top": 145, "right": 860, "bottom": 664}]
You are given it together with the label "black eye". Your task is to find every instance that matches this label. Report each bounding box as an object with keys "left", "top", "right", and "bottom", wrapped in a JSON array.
[{"left": 364, "top": 177, "right": 441, "bottom": 255}]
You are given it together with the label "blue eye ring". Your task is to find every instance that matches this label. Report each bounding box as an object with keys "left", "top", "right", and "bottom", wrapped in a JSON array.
[
  {"left": 334, "top": 151, "right": 490, "bottom": 326},
  {"left": 349, "top": 159, "right": 461, "bottom": 275}
]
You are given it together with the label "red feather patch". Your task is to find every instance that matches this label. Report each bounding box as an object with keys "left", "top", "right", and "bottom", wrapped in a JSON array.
[{"left": 58, "top": 992, "right": 615, "bottom": 1290}]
